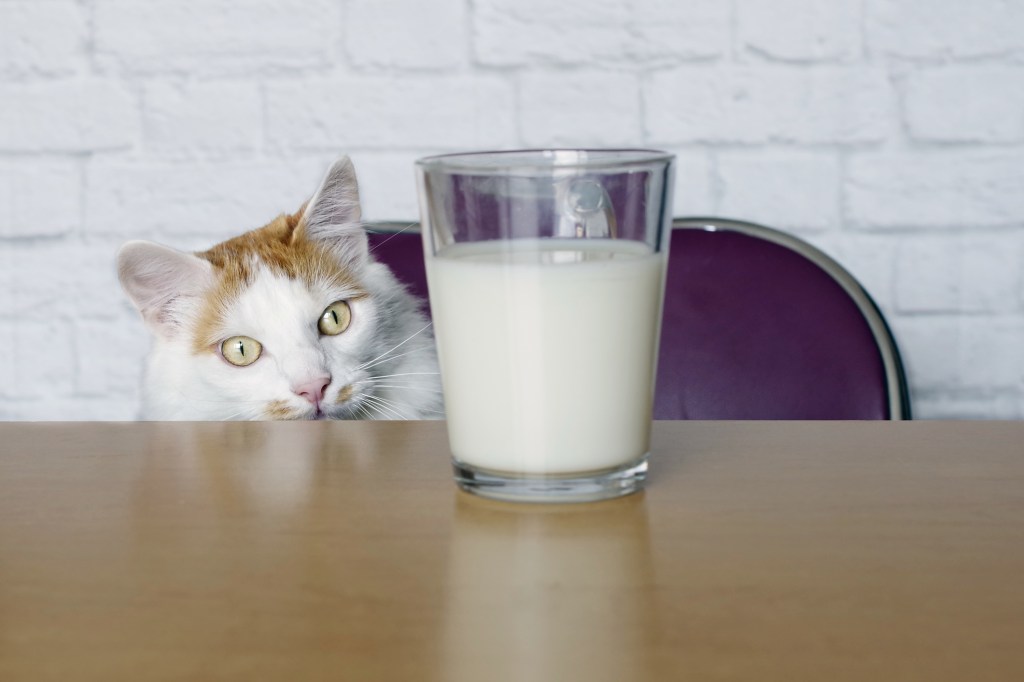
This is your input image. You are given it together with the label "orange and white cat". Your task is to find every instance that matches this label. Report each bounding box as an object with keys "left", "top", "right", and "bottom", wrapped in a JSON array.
[{"left": 117, "top": 157, "right": 441, "bottom": 420}]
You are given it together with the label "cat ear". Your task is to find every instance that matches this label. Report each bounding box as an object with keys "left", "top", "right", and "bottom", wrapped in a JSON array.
[
  {"left": 117, "top": 240, "right": 213, "bottom": 338},
  {"left": 299, "top": 156, "right": 369, "bottom": 264}
]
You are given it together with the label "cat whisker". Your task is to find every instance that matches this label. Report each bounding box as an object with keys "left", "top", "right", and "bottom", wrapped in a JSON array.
[
  {"left": 369, "top": 394, "right": 420, "bottom": 420},
  {"left": 370, "top": 393, "right": 443, "bottom": 417},
  {"left": 354, "top": 375, "right": 438, "bottom": 387},
  {"left": 359, "top": 346, "right": 435, "bottom": 373},
  {"left": 355, "top": 322, "right": 433, "bottom": 372},
  {"left": 363, "top": 384, "right": 444, "bottom": 394},
  {"left": 368, "top": 395, "right": 411, "bottom": 419},
  {"left": 411, "top": 407, "right": 446, "bottom": 416},
  {"left": 367, "top": 222, "right": 419, "bottom": 254},
  {"left": 361, "top": 394, "right": 406, "bottom": 420},
  {"left": 360, "top": 391, "right": 391, "bottom": 417},
  {"left": 361, "top": 402, "right": 388, "bottom": 420},
  {"left": 354, "top": 400, "right": 377, "bottom": 420}
]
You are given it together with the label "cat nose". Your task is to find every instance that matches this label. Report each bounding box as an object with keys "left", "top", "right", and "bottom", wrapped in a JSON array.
[{"left": 293, "top": 375, "right": 331, "bottom": 406}]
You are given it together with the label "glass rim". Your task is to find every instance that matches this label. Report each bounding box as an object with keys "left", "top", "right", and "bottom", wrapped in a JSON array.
[{"left": 415, "top": 148, "right": 675, "bottom": 174}]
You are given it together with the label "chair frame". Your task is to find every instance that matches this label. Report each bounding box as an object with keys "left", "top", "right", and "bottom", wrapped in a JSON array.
[
  {"left": 674, "top": 217, "right": 911, "bottom": 420},
  {"left": 366, "top": 218, "right": 912, "bottom": 421}
]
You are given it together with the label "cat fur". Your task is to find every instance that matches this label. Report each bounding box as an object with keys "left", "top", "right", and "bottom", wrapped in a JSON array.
[{"left": 117, "top": 157, "right": 442, "bottom": 421}]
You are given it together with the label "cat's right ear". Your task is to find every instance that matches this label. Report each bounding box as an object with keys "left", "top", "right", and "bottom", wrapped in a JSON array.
[{"left": 117, "top": 241, "right": 213, "bottom": 338}]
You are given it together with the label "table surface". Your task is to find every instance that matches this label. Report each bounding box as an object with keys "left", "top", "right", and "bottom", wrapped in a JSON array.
[{"left": 1, "top": 421, "right": 1023, "bottom": 681}]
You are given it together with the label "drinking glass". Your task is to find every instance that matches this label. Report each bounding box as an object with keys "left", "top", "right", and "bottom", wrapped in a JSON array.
[{"left": 416, "top": 149, "right": 674, "bottom": 503}]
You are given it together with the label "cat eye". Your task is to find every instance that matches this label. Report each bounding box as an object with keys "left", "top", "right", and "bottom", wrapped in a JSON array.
[
  {"left": 220, "top": 336, "right": 263, "bottom": 367},
  {"left": 319, "top": 301, "right": 352, "bottom": 336}
]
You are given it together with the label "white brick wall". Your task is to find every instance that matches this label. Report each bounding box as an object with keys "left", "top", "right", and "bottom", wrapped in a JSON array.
[
  {"left": 520, "top": 71, "right": 642, "bottom": 146},
  {"left": 0, "top": 79, "right": 138, "bottom": 152},
  {"left": 905, "top": 67, "right": 1024, "bottom": 143},
  {"left": 866, "top": 0, "right": 1024, "bottom": 58},
  {"left": 717, "top": 151, "right": 841, "bottom": 232},
  {"left": 93, "top": 0, "right": 340, "bottom": 75},
  {"left": 645, "top": 66, "right": 893, "bottom": 144},
  {"left": 1, "top": 0, "right": 1022, "bottom": 420},
  {"left": 738, "top": 0, "right": 863, "bottom": 62},
  {"left": 0, "top": 0, "right": 88, "bottom": 78}
]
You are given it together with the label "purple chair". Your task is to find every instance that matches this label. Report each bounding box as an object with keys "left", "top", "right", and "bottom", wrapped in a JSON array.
[
  {"left": 367, "top": 218, "right": 911, "bottom": 420},
  {"left": 659, "top": 218, "right": 909, "bottom": 420}
]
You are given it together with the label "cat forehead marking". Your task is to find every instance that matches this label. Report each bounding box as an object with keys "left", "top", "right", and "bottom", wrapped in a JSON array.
[{"left": 192, "top": 213, "right": 362, "bottom": 351}]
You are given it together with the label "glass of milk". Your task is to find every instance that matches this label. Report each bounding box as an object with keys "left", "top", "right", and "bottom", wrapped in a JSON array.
[{"left": 416, "top": 149, "right": 675, "bottom": 503}]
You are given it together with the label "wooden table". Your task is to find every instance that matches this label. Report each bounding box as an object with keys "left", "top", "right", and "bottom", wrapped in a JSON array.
[{"left": 1, "top": 421, "right": 1023, "bottom": 681}]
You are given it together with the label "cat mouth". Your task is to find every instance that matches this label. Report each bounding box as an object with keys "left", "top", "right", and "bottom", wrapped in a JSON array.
[
  {"left": 308, "top": 400, "right": 359, "bottom": 420},
  {"left": 288, "top": 384, "right": 364, "bottom": 420}
]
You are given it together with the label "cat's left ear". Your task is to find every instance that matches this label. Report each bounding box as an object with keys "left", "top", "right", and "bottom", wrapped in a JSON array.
[{"left": 299, "top": 156, "right": 369, "bottom": 265}]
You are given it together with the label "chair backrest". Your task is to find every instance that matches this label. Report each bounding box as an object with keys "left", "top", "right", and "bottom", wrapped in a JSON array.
[
  {"left": 660, "top": 218, "right": 909, "bottom": 420},
  {"left": 366, "top": 219, "right": 910, "bottom": 420}
]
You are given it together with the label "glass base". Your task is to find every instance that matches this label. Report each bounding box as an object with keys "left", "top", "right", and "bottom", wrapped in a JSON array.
[{"left": 452, "top": 455, "right": 648, "bottom": 504}]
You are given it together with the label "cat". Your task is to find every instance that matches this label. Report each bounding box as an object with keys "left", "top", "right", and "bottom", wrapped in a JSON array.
[{"left": 117, "top": 156, "right": 442, "bottom": 421}]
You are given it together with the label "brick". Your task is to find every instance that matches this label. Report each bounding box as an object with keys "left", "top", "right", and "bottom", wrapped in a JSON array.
[
  {"left": 738, "top": 0, "right": 862, "bottom": 62},
  {"left": 94, "top": 0, "right": 338, "bottom": 74},
  {"left": 905, "top": 67, "right": 1024, "bottom": 143},
  {"left": 1021, "top": 262, "right": 1024, "bottom": 312},
  {"left": 624, "top": 0, "right": 731, "bottom": 64},
  {"left": 958, "top": 317, "right": 1024, "bottom": 390},
  {"left": 913, "top": 391, "right": 1022, "bottom": 420},
  {"left": 0, "top": 397, "right": 141, "bottom": 421},
  {"left": 716, "top": 151, "right": 840, "bottom": 231},
  {"left": 347, "top": 151, "right": 435, "bottom": 221},
  {"left": 846, "top": 153, "right": 1024, "bottom": 229},
  {"left": 76, "top": 316, "right": 148, "bottom": 398},
  {"left": 0, "top": 248, "right": 11, "bottom": 318},
  {"left": 867, "top": 0, "right": 1024, "bottom": 58},
  {"left": 265, "top": 76, "right": 516, "bottom": 151},
  {"left": 823, "top": 234, "right": 897, "bottom": 310},
  {"left": 0, "top": 161, "right": 80, "bottom": 237},
  {"left": 0, "top": 79, "right": 138, "bottom": 153},
  {"left": 0, "top": 234, "right": 139, "bottom": 334},
  {"left": 84, "top": 158, "right": 328, "bottom": 242},
  {"left": 12, "top": 317, "right": 76, "bottom": 399},
  {"left": 473, "top": 0, "right": 628, "bottom": 66},
  {"left": 895, "top": 235, "right": 1022, "bottom": 314},
  {"left": 896, "top": 316, "right": 1024, "bottom": 392},
  {"left": 664, "top": 149, "right": 714, "bottom": 218},
  {"left": 474, "top": 0, "right": 728, "bottom": 66},
  {"left": 74, "top": 235, "right": 143, "bottom": 320},
  {"left": 347, "top": 0, "right": 466, "bottom": 70},
  {"left": 0, "top": 0, "right": 87, "bottom": 77},
  {"left": 644, "top": 67, "right": 891, "bottom": 145},
  {"left": 0, "top": 240, "right": 78, "bottom": 319},
  {"left": 142, "top": 81, "right": 262, "bottom": 158},
  {"left": 0, "top": 322, "right": 14, "bottom": 400},
  {"left": 520, "top": 72, "right": 641, "bottom": 147}
]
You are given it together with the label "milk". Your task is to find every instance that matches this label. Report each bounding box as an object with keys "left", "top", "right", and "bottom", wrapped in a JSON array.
[{"left": 426, "top": 238, "right": 665, "bottom": 475}]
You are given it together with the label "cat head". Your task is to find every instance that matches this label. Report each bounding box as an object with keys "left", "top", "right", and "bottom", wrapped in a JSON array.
[{"left": 118, "top": 157, "right": 438, "bottom": 420}]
